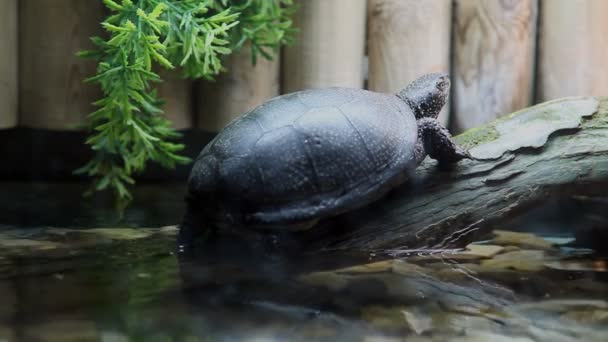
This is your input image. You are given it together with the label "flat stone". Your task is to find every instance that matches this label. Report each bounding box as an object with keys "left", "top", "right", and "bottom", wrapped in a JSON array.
[
  {"left": 0, "top": 325, "right": 16, "bottom": 342},
  {"left": 480, "top": 250, "right": 547, "bottom": 272},
  {"left": 0, "top": 238, "right": 61, "bottom": 252},
  {"left": 451, "top": 331, "right": 533, "bottom": 342},
  {"left": 360, "top": 306, "right": 409, "bottom": 332},
  {"left": 461, "top": 244, "right": 505, "bottom": 258},
  {"left": 565, "top": 309, "right": 608, "bottom": 325},
  {"left": 402, "top": 309, "right": 432, "bottom": 335},
  {"left": 23, "top": 319, "right": 99, "bottom": 342},
  {"left": 544, "top": 259, "right": 608, "bottom": 272},
  {"left": 490, "top": 230, "right": 554, "bottom": 250},
  {"left": 335, "top": 260, "right": 394, "bottom": 274},
  {"left": 363, "top": 336, "right": 406, "bottom": 342},
  {"left": 159, "top": 225, "right": 179, "bottom": 236},
  {"left": 516, "top": 299, "right": 608, "bottom": 312},
  {"left": 469, "top": 97, "right": 599, "bottom": 159},
  {"left": 51, "top": 228, "right": 153, "bottom": 242},
  {"left": 390, "top": 260, "right": 428, "bottom": 275}
]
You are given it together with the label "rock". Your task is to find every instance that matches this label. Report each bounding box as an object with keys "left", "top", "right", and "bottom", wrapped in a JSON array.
[
  {"left": 100, "top": 331, "right": 129, "bottom": 342},
  {"left": 564, "top": 309, "right": 608, "bottom": 325},
  {"left": 390, "top": 260, "right": 428, "bottom": 275},
  {"left": 335, "top": 260, "right": 394, "bottom": 274},
  {"left": 47, "top": 228, "right": 153, "bottom": 243},
  {"left": 159, "top": 225, "right": 179, "bottom": 236},
  {"left": 462, "top": 244, "right": 505, "bottom": 258},
  {"left": 544, "top": 259, "right": 608, "bottom": 272},
  {"left": 451, "top": 331, "right": 533, "bottom": 342},
  {"left": 515, "top": 299, "right": 608, "bottom": 312},
  {"left": 490, "top": 230, "right": 554, "bottom": 250},
  {"left": 364, "top": 336, "right": 410, "bottom": 342},
  {"left": 0, "top": 237, "right": 62, "bottom": 254},
  {"left": 23, "top": 319, "right": 99, "bottom": 342},
  {"left": 402, "top": 309, "right": 432, "bottom": 335},
  {"left": 0, "top": 325, "right": 16, "bottom": 342},
  {"left": 480, "top": 250, "right": 548, "bottom": 272},
  {"left": 360, "top": 306, "right": 409, "bottom": 332}
]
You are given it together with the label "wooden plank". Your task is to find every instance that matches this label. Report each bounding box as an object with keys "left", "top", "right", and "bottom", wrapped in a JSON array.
[
  {"left": 538, "top": 0, "right": 608, "bottom": 101},
  {"left": 0, "top": 0, "right": 18, "bottom": 129},
  {"left": 282, "top": 0, "right": 367, "bottom": 92},
  {"left": 157, "top": 68, "right": 193, "bottom": 130},
  {"left": 18, "top": 0, "right": 104, "bottom": 130},
  {"left": 367, "top": 0, "right": 452, "bottom": 124},
  {"left": 197, "top": 45, "right": 280, "bottom": 132},
  {"left": 451, "top": 0, "right": 537, "bottom": 133}
]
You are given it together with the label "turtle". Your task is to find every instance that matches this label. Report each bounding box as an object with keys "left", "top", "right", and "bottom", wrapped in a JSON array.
[{"left": 180, "top": 73, "right": 469, "bottom": 243}]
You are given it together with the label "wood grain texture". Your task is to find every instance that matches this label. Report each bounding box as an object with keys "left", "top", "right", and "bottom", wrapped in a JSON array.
[
  {"left": 0, "top": 0, "right": 18, "bottom": 129},
  {"left": 282, "top": 0, "right": 366, "bottom": 92},
  {"left": 197, "top": 46, "right": 280, "bottom": 132},
  {"left": 452, "top": 0, "right": 537, "bottom": 133},
  {"left": 157, "top": 68, "right": 193, "bottom": 130},
  {"left": 538, "top": 0, "right": 608, "bottom": 101},
  {"left": 18, "top": 0, "right": 104, "bottom": 130},
  {"left": 367, "top": 0, "right": 452, "bottom": 124}
]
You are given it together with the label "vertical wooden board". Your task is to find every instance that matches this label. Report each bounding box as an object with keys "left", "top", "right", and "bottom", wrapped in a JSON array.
[
  {"left": 197, "top": 46, "right": 280, "bottom": 132},
  {"left": 156, "top": 69, "right": 193, "bottom": 130},
  {"left": 0, "top": 0, "right": 18, "bottom": 129},
  {"left": 367, "top": 0, "right": 452, "bottom": 124},
  {"left": 452, "top": 0, "right": 538, "bottom": 133},
  {"left": 19, "top": 0, "right": 104, "bottom": 130},
  {"left": 538, "top": 0, "right": 608, "bottom": 101},
  {"left": 282, "top": 0, "right": 367, "bottom": 92}
]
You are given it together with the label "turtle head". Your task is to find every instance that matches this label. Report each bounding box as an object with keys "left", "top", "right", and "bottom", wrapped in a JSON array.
[{"left": 398, "top": 73, "right": 450, "bottom": 120}]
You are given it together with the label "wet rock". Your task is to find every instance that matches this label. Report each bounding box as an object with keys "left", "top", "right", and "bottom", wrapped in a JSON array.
[
  {"left": 335, "top": 260, "right": 394, "bottom": 274},
  {"left": 544, "top": 259, "right": 608, "bottom": 272},
  {"left": 502, "top": 245, "right": 522, "bottom": 253},
  {"left": 390, "top": 260, "right": 428, "bottom": 275},
  {"left": 360, "top": 306, "right": 409, "bottom": 332},
  {"left": 0, "top": 236, "right": 62, "bottom": 254},
  {"left": 564, "top": 309, "right": 608, "bottom": 325},
  {"left": 450, "top": 331, "right": 533, "bottom": 342},
  {"left": 72, "top": 228, "right": 153, "bottom": 241},
  {"left": 0, "top": 325, "right": 16, "bottom": 342},
  {"left": 100, "top": 331, "right": 129, "bottom": 342},
  {"left": 0, "top": 281, "right": 16, "bottom": 321},
  {"left": 490, "top": 230, "right": 554, "bottom": 250},
  {"left": 480, "top": 250, "right": 548, "bottom": 272},
  {"left": 363, "top": 336, "right": 406, "bottom": 342},
  {"left": 401, "top": 309, "right": 432, "bottom": 335},
  {"left": 23, "top": 319, "right": 99, "bottom": 342},
  {"left": 46, "top": 228, "right": 153, "bottom": 244},
  {"left": 515, "top": 299, "right": 608, "bottom": 312},
  {"left": 462, "top": 244, "right": 505, "bottom": 259},
  {"left": 159, "top": 225, "right": 179, "bottom": 236}
]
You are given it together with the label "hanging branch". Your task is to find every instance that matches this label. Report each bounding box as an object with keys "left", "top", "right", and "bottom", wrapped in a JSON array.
[{"left": 77, "top": 0, "right": 295, "bottom": 202}]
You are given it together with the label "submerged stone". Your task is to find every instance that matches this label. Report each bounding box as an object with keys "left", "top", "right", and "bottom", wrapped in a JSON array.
[
  {"left": 480, "top": 250, "right": 548, "bottom": 272},
  {"left": 490, "top": 230, "right": 554, "bottom": 250}
]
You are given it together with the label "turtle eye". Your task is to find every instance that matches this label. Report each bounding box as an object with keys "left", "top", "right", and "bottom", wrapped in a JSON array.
[{"left": 436, "top": 80, "right": 447, "bottom": 91}]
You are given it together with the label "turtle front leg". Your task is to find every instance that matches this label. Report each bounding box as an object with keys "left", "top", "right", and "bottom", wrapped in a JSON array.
[{"left": 418, "top": 117, "right": 470, "bottom": 166}]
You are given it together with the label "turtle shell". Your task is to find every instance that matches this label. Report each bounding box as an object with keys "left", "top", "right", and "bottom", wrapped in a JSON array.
[{"left": 187, "top": 87, "right": 418, "bottom": 229}]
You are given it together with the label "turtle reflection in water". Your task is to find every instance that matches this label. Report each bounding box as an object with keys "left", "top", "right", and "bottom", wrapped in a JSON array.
[{"left": 180, "top": 73, "right": 469, "bottom": 247}]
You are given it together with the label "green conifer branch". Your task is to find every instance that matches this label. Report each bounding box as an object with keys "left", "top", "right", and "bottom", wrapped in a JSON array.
[{"left": 78, "top": 0, "right": 296, "bottom": 203}]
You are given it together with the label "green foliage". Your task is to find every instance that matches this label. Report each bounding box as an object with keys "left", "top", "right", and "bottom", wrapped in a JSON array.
[
  {"left": 78, "top": 0, "right": 295, "bottom": 202},
  {"left": 218, "top": 0, "right": 297, "bottom": 63}
]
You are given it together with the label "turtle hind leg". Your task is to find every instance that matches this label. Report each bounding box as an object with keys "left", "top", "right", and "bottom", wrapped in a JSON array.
[{"left": 418, "top": 117, "right": 470, "bottom": 167}]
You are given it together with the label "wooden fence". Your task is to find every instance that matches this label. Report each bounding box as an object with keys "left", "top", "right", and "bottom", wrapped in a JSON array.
[{"left": 1, "top": 0, "right": 608, "bottom": 134}]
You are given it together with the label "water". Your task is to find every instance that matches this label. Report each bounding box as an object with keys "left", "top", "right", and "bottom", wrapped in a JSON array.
[{"left": 1, "top": 182, "right": 607, "bottom": 341}]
